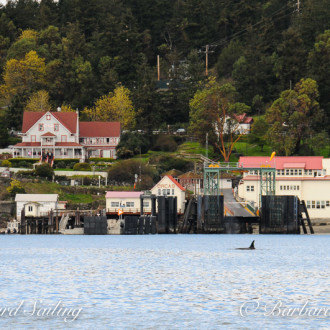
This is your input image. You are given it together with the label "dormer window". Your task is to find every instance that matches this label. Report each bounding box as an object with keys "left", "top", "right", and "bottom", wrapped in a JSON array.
[
  {"left": 46, "top": 115, "right": 51, "bottom": 120},
  {"left": 54, "top": 124, "right": 59, "bottom": 131},
  {"left": 39, "top": 124, "right": 44, "bottom": 131}
]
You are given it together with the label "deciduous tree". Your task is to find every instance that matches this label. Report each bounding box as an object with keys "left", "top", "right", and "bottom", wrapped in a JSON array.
[
  {"left": 83, "top": 85, "right": 136, "bottom": 129},
  {"left": 189, "top": 76, "right": 249, "bottom": 161}
]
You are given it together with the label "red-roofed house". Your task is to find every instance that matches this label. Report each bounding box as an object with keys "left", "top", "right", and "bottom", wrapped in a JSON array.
[
  {"left": 237, "top": 156, "right": 330, "bottom": 219},
  {"left": 151, "top": 175, "right": 186, "bottom": 213},
  {"left": 13, "top": 111, "right": 120, "bottom": 160},
  {"left": 79, "top": 122, "right": 120, "bottom": 159},
  {"left": 221, "top": 113, "right": 254, "bottom": 135}
]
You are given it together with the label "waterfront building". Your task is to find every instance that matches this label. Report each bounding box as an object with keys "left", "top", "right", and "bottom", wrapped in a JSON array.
[
  {"left": 150, "top": 175, "right": 186, "bottom": 213},
  {"left": 237, "top": 156, "right": 330, "bottom": 219},
  {"left": 105, "top": 191, "right": 150, "bottom": 215},
  {"left": 12, "top": 111, "right": 120, "bottom": 160},
  {"left": 15, "top": 194, "right": 60, "bottom": 221}
]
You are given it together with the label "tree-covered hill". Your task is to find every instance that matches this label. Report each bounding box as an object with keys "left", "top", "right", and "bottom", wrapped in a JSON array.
[{"left": 0, "top": 0, "right": 329, "bottom": 139}]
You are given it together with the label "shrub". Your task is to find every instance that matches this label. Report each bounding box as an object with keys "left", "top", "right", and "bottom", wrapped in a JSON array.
[
  {"left": 54, "top": 159, "right": 79, "bottom": 169},
  {"left": 1, "top": 159, "right": 12, "bottom": 167},
  {"left": 151, "top": 135, "right": 177, "bottom": 152},
  {"left": 149, "top": 154, "right": 193, "bottom": 173},
  {"left": 35, "top": 163, "right": 54, "bottom": 179},
  {"left": 108, "top": 159, "right": 157, "bottom": 187},
  {"left": 54, "top": 161, "right": 66, "bottom": 169},
  {"left": 7, "top": 179, "right": 26, "bottom": 197},
  {"left": 116, "top": 132, "right": 150, "bottom": 159},
  {"left": 73, "top": 162, "right": 92, "bottom": 171}
]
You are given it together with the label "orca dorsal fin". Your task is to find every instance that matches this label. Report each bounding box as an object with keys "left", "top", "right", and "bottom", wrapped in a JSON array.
[{"left": 249, "top": 240, "right": 255, "bottom": 249}]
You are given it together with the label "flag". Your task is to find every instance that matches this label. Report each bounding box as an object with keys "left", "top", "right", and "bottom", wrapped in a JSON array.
[{"left": 270, "top": 151, "right": 276, "bottom": 161}]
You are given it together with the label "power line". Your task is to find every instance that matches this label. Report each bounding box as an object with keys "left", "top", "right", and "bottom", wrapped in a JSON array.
[{"left": 206, "top": 3, "right": 296, "bottom": 49}]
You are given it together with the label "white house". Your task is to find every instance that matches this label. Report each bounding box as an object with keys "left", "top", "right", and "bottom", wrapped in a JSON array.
[
  {"left": 151, "top": 175, "right": 186, "bottom": 214},
  {"left": 15, "top": 194, "right": 59, "bottom": 221},
  {"left": 12, "top": 111, "right": 120, "bottom": 160},
  {"left": 237, "top": 156, "right": 330, "bottom": 219},
  {"left": 220, "top": 113, "right": 254, "bottom": 136}
]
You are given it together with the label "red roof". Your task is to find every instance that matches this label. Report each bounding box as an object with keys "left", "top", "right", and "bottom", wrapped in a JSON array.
[
  {"left": 233, "top": 113, "right": 253, "bottom": 124},
  {"left": 239, "top": 156, "right": 323, "bottom": 170},
  {"left": 79, "top": 122, "right": 120, "bottom": 137},
  {"left": 41, "top": 132, "right": 56, "bottom": 137},
  {"left": 167, "top": 175, "right": 186, "bottom": 191},
  {"left": 14, "top": 142, "right": 41, "bottom": 147},
  {"left": 22, "top": 112, "right": 77, "bottom": 133}
]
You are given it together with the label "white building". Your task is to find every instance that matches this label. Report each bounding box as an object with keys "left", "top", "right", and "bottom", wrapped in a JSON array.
[
  {"left": 237, "top": 156, "right": 330, "bottom": 219},
  {"left": 15, "top": 194, "right": 59, "bottom": 221},
  {"left": 105, "top": 191, "right": 150, "bottom": 214},
  {"left": 12, "top": 111, "right": 120, "bottom": 160},
  {"left": 151, "top": 175, "right": 186, "bottom": 214}
]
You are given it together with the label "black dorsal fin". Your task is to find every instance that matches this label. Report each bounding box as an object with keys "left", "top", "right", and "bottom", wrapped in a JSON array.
[{"left": 249, "top": 240, "right": 255, "bottom": 249}]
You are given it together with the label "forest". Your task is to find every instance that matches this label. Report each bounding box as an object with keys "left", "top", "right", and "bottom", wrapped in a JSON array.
[{"left": 0, "top": 0, "right": 329, "bottom": 156}]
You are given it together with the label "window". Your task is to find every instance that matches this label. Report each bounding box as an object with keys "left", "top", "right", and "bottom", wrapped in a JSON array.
[
  {"left": 321, "top": 201, "right": 325, "bottom": 209},
  {"left": 316, "top": 201, "right": 320, "bottom": 209},
  {"left": 31, "top": 135, "right": 36, "bottom": 142},
  {"left": 280, "top": 186, "right": 283, "bottom": 191},
  {"left": 46, "top": 115, "right": 51, "bottom": 120},
  {"left": 312, "top": 201, "right": 315, "bottom": 209},
  {"left": 167, "top": 189, "right": 170, "bottom": 195},
  {"left": 283, "top": 186, "right": 286, "bottom": 190},
  {"left": 172, "top": 189, "right": 174, "bottom": 195},
  {"left": 277, "top": 170, "right": 281, "bottom": 175},
  {"left": 326, "top": 201, "right": 330, "bottom": 207},
  {"left": 250, "top": 186, "right": 254, "bottom": 192},
  {"left": 61, "top": 135, "right": 67, "bottom": 142},
  {"left": 39, "top": 123, "right": 44, "bottom": 131},
  {"left": 297, "top": 186, "right": 299, "bottom": 190},
  {"left": 143, "top": 201, "right": 149, "bottom": 207},
  {"left": 111, "top": 202, "right": 119, "bottom": 207},
  {"left": 285, "top": 169, "right": 290, "bottom": 176},
  {"left": 287, "top": 186, "right": 289, "bottom": 190},
  {"left": 281, "top": 170, "right": 285, "bottom": 175},
  {"left": 298, "top": 169, "right": 302, "bottom": 175},
  {"left": 294, "top": 169, "right": 298, "bottom": 175},
  {"left": 290, "top": 169, "right": 294, "bottom": 176},
  {"left": 309, "top": 170, "right": 312, "bottom": 175},
  {"left": 158, "top": 189, "right": 161, "bottom": 195},
  {"left": 107, "top": 138, "right": 110, "bottom": 143},
  {"left": 126, "top": 202, "right": 134, "bottom": 207},
  {"left": 306, "top": 201, "right": 311, "bottom": 209},
  {"left": 54, "top": 124, "right": 59, "bottom": 131},
  {"left": 28, "top": 206, "right": 33, "bottom": 212},
  {"left": 246, "top": 186, "right": 250, "bottom": 192}
]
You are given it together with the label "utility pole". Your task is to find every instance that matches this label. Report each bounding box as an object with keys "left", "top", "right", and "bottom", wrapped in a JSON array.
[
  {"left": 205, "top": 44, "right": 209, "bottom": 76},
  {"left": 157, "top": 55, "right": 160, "bottom": 81},
  {"left": 200, "top": 45, "right": 215, "bottom": 76}
]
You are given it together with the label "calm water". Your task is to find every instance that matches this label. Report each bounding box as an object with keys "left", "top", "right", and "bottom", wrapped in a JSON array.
[{"left": 0, "top": 235, "right": 329, "bottom": 329}]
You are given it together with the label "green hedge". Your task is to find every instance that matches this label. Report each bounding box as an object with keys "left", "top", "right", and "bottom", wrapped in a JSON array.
[
  {"left": 89, "top": 157, "right": 114, "bottom": 163},
  {"left": 8, "top": 158, "right": 38, "bottom": 168},
  {"left": 54, "top": 158, "right": 80, "bottom": 169}
]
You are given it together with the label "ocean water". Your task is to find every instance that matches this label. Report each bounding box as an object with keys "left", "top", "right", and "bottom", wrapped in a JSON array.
[{"left": 0, "top": 235, "right": 329, "bottom": 329}]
